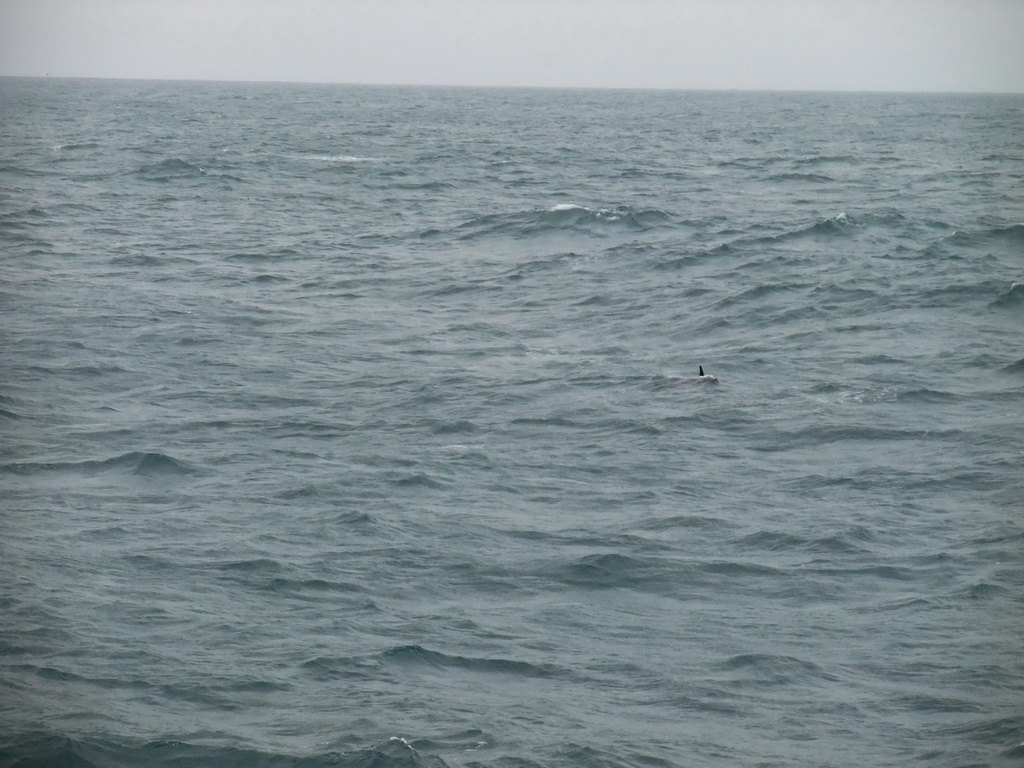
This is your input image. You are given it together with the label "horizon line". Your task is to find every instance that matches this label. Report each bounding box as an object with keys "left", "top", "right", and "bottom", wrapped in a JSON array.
[{"left": 2, "top": 73, "right": 1022, "bottom": 97}]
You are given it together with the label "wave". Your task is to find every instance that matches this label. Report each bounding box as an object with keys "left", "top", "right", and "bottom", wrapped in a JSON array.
[
  {"left": 133, "top": 158, "right": 243, "bottom": 183},
  {"left": 2, "top": 202, "right": 102, "bottom": 226},
  {"left": 453, "top": 204, "right": 673, "bottom": 241},
  {"left": 0, "top": 162, "right": 56, "bottom": 178},
  {"left": 657, "top": 213, "right": 858, "bottom": 259},
  {"left": 393, "top": 180, "right": 457, "bottom": 191},
  {"left": 9, "top": 663, "right": 154, "bottom": 692},
  {"left": 809, "top": 382, "right": 960, "bottom": 405},
  {"left": 0, "top": 207, "right": 48, "bottom": 229},
  {"left": 54, "top": 141, "right": 101, "bottom": 151},
  {"left": 134, "top": 158, "right": 206, "bottom": 180},
  {"left": 429, "top": 419, "right": 478, "bottom": 435},
  {"left": 1, "top": 451, "right": 193, "bottom": 478},
  {"left": 392, "top": 472, "right": 447, "bottom": 489},
  {"left": 0, "top": 733, "right": 451, "bottom": 768},
  {"left": 712, "top": 281, "right": 814, "bottom": 311},
  {"left": 985, "top": 222, "right": 1024, "bottom": 243},
  {"left": 752, "top": 425, "right": 964, "bottom": 452},
  {"left": 923, "top": 223, "right": 1024, "bottom": 254},
  {"left": 215, "top": 557, "right": 284, "bottom": 574},
  {"left": 227, "top": 246, "right": 302, "bottom": 261},
  {"left": 894, "top": 388, "right": 959, "bottom": 404},
  {"left": 635, "top": 513, "right": 735, "bottom": 532},
  {"left": 0, "top": 394, "right": 23, "bottom": 420},
  {"left": 765, "top": 172, "right": 835, "bottom": 183},
  {"left": 652, "top": 241, "right": 734, "bottom": 270},
  {"left": 714, "top": 653, "right": 840, "bottom": 687},
  {"left": 792, "top": 153, "right": 857, "bottom": 167},
  {"left": 1001, "top": 357, "right": 1024, "bottom": 374},
  {"left": 548, "top": 551, "right": 783, "bottom": 593},
  {"left": 707, "top": 208, "right": 926, "bottom": 254},
  {"left": 380, "top": 645, "right": 561, "bottom": 679},
  {"left": 945, "top": 716, "right": 1024, "bottom": 762},
  {"left": 989, "top": 281, "right": 1024, "bottom": 310},
  {"left": 802, "top": 564, "right": 915, "bottom": 582},
  {"left": 964, "top": 581, "right": 1008, "bottom": 600},
  {"left": 510, "top": 415, "right": 580, "bottom": 428},
  {"left": 559, "top": 552, "right": 660, "bottom": 589},
  {"left": 716, "top": 156, "right": 775, "bottom": 170},
  {"left": 261, "top": 577, "right": 368, "bottom": 598},
  {"left": 735, "top": 528, "right": 875, "bottom": 555},
  {"left": 303, "top": 154, "right": 380, "bottom": 163},
  {"left": 502, "top": 250, "right": 593, "bottom": 280},
  {"left": 766, "top": 212, "right": 856, "bottom": 242}
]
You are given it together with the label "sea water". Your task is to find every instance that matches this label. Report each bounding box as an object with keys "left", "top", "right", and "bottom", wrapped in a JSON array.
[{"left": 1, "top": 78, "right": 1023, "bottom": 768}]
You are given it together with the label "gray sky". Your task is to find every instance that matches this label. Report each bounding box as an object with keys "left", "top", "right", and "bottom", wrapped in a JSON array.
[{"left": 2, "top": 0, "right": 1023, "bottom": 92}]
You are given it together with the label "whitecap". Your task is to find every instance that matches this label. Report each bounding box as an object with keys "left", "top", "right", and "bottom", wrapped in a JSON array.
[{"left": 306, "top": 154, "right": 379, "bottom": 163}]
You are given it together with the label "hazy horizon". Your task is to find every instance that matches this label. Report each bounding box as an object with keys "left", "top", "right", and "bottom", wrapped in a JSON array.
[
  {"left": 2, "top": 0, "right": 1023, "bottom": 94},
  {"left": 7, "top": 74, "right": 1024, "bottom": 97}
]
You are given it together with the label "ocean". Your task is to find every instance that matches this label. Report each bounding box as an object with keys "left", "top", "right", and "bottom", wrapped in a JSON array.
[{"left": 1, "top": 77, "right": 1022, "bottom": 768}]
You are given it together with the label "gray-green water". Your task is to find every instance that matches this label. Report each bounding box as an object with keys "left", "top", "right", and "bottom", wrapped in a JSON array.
[{"left": 2, "top": 78, "right": 1023, "bottom": 767}]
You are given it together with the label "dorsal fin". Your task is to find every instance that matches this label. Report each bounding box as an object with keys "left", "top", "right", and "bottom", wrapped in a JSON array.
[{"left": 699, "top": 365, "right": 705, "bottom": 377}]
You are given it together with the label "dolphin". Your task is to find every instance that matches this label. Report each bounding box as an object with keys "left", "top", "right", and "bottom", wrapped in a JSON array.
[{"left": 669, "top": 365, "right": 719, "bottom": 387}]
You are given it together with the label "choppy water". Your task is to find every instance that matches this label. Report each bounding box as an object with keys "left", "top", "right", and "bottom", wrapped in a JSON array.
[{"left": 2, "top": 78, "right": 1023, "bottom": 768}]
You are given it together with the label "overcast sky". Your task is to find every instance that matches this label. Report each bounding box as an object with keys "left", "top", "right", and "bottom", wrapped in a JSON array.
[{"left": 2, "top": 0, "right": 1022, "bottom": 92}]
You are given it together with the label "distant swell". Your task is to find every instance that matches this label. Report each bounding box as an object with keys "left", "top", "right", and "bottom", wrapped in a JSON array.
[
  {"left": 133, "top": 158, "right": 242, "bottom": 183},
  {"left": 134, "top": 158, "right": 206, "bottom": 180},
  {"left": 453, "top": 204, "right": 673, "bottom": 240},
  {"left": 380, "top": 644, "right": 561, "bottom": 679},
  {"left": 0, "top": 733, "right": 451, "bottom": 768},
  {"left": 2, "top": 451, "right": 193, "bottom": 478},
  {"left": 766, "top": 172, "right": 835, "bottom": 183}
]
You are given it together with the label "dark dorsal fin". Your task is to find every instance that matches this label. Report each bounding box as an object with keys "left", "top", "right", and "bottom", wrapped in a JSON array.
[{"left": 699, "top": 365, "right": 705, "bottom": 377}]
